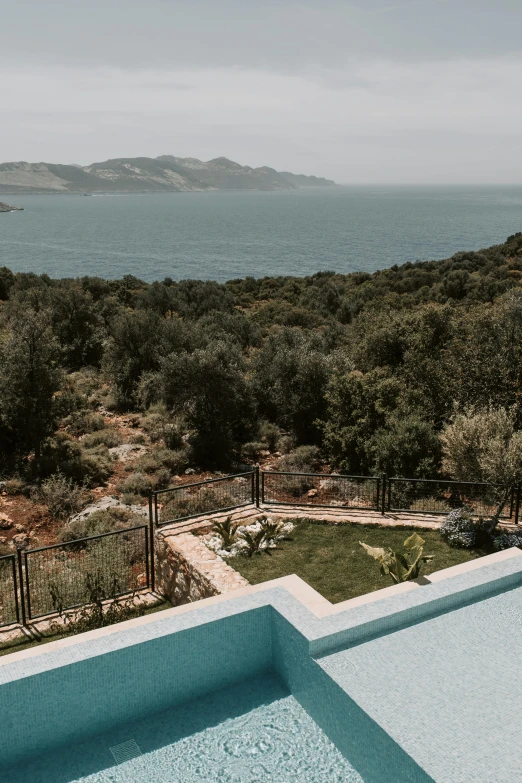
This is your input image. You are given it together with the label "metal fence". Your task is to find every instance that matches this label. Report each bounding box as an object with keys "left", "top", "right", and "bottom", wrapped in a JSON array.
[
  {"left": 261, "top": 471, "right": 381, "bottom": 511},
  {"left": 150, "top": 469, "right": 520, "bottom": 524},
  {"left": 151, "top": 471, "right": 256, "bottom": 527},
  {"left": 0, "top": 554, "right": 19, "bottom": 628},
  {"left": 3, "top": 469, "right": 519, "bottom": 631},
  {"left": 387, "top": 478, "right": 515, "bottom": 519},
  {"left": 22, "top": 525, "right": 150, "bottom": 621}
]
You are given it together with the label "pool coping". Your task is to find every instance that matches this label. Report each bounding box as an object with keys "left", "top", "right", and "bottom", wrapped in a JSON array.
[{"left": 1, "top": 547, "right": 520, "bottom": 678}]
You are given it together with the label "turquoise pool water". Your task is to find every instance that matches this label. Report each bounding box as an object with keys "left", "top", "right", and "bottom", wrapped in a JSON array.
[
  {"left": 2, "top": 554, "right": 522, "bottom": 783},
  {"left": 318, "top": 582, "right": 522, "bottom": 783},
  {"left": 6, "top": 676, "right": 364, "bottom": 783}
]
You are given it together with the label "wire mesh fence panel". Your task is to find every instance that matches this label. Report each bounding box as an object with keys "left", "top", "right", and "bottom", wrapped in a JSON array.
[
  {"left": 387, "top": 479, "right": 513, "bottom": 518},
  {"left": 262, "top": 472, "right": 381, "bottom": 510},
  {"left": 24, "top": 526, "right": 149, "bottom": 620},
  {"left": 155, "top": 472, "right": 255, "bottom": 526},
  {"left": 0, "top": 555, "right": 18, "bottom": 627}
]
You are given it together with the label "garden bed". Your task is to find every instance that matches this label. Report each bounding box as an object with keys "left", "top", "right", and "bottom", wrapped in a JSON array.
[{"left": 230, "top": 519, "right": 482, "bottom": 603}]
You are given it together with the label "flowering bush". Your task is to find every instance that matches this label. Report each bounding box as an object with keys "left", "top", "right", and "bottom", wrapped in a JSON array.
[{"left": 440, "top": 507, "right": 477, "bottom": 549}]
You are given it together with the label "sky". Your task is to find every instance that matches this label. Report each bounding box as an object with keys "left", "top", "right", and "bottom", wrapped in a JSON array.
[{"left": 1, "top": 0, "right": 522, "bottom": 184}]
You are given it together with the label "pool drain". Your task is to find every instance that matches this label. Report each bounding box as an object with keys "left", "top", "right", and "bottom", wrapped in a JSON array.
[{"left": 109, "top": 739, "right": 142, "bottom": 765}]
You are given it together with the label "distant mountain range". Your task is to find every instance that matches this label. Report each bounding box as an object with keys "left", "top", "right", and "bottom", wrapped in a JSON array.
[{"left": 0, "top": 156, "right": 336, "bottom": 194}]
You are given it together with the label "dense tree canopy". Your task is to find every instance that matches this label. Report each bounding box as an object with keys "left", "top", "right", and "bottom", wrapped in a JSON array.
[{"left": 1, "top": 231, "right": 522, "bottom": 474}]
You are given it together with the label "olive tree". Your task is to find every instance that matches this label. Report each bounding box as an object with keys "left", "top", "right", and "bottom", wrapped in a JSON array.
[
  {"left": 0, "top": 311, "right": 62, "bottom": 463},
  {"left": 441, "top": 407, "right": 522, "bottom": 519},
  {"left": 160, "top": 341, "right": 254, "bottom": 467}
]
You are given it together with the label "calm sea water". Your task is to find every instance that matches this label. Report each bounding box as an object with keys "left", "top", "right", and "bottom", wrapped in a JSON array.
[{"left": 1, "top": 186, "right": 521, "bottom": 282}]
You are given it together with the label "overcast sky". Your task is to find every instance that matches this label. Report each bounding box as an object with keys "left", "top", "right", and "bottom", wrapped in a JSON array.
[{"left": 1, "top": 0, "right": 522, "bottom": 183}]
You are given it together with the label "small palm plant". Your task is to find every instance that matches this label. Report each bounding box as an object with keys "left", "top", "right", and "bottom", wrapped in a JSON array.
[
  {"left": 239, "top": 526, "right": 268, "bottom": 557},
  {"left": 213, "top": 517, "right": 240, "bottom": 551},
  {"left": 359, "top": 533, "right": 434, "bottom": 584},
  {"left": 258, "top": 516, "right": 290, "bottom": 547}
]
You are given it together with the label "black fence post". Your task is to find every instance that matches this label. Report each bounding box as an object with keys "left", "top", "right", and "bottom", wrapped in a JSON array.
[
  {"left": 515, "top": 484, "right": 520, "bottom": 525},
  {"left": 255, "top": 465, "right": 260, "bottom": 507},
  {"left": 16, "top": 548, "right": 27, "bottom": 627},
  {"left": 11, "top": 555, "right": 20, "bottom": 626},
  {"left": 148, "top": 493, "right": 156, "bottom": 592},
  {"left": 381, "top": 474, "right": 387, "bottom": 515},
  {"left": 23, "top": 551, "right": 32, "bottom": 622},
  {"left": 387, "top": 477, "right": 392, "bottom": 512},
  {"left": 261, "top": 471, "right": 265, "bottom": 504}
]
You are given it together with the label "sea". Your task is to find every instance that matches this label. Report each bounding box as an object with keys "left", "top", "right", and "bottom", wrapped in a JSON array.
[{"left": 1, "top": 186, "right": 521, "bottom": 283}]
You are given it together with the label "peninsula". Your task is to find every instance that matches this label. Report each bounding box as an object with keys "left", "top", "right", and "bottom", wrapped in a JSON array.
[
  {"left": 0, "top": 202, "right": 23, "bottom": 212},
  {"left": 0, "top": 156, "right": 336, "bottom": 195}
]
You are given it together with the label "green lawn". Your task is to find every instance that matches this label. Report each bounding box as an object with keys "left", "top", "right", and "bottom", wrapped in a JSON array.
[{"left": 232, "top": 520, "right": 482, "bottom": 603}]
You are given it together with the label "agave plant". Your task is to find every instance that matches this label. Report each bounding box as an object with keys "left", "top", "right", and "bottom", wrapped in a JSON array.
[
  {"left": 359, "top": 533, "right": 434, "bottom": 584},
  {"left": 213, "top": 516, "right": 240, "bottom": 551}
]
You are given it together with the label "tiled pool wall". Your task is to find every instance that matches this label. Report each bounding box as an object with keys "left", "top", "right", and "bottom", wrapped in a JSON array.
[
  {"left": 271, "top": 610, "right": 434, "bottom": 783},
  {"left": 2, "top": 550, "right": 522, "bottom": 782},
  {"left": 2, "top": 602, "right": 432, "bottom": 783},
  {"left": 1, "top": 597, "right": 434, "bottom": 782},
  {"left": 0, "top": 606, "right": 272, "bottom": 768}
]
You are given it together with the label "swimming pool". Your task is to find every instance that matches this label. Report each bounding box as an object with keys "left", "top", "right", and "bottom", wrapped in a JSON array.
[
  {"left": 5, "top": 675, "right": 364, "bottom": 783},
  {"left": 1, "top": 549, "right": 522, "bottom": 783}
]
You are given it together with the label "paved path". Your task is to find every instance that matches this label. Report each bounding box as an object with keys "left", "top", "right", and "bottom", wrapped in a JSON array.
[
  {"left": 161, "top": 503, "right": 445, "bottom": 536},
  {"left": 160, "top": 503, "right": 520, "bottom": 537}
]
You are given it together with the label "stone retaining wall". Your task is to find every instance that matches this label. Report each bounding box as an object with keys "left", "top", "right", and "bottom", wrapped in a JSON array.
[{"left": 156, "top": 530, "right": 249, "bottom": 606}]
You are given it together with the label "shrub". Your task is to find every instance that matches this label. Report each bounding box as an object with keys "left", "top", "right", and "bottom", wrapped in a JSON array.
[
  {"left": 238, "top": 526, "right": 266, "bottom": 557},
  {"left": 440, "top": 507, "right": 477, "bottom": 549},
  {"left": 151, "top": 447, "right": 190, "bottom": 474},
  {"left": 163, "top": 423, "right": 186, "bottom": 451},
  {"left": 242, "top": 441, "right": 265, "bottom": 461},
  {"left": 258, "top": 420, "right": 280, "bottom": 452},
  {"left": 278, "top": 435, "right": 296, "bottom": 455},
  {"left": 493, "top": 531, "right": 522, "bottom": 551},
  {"left": 119, "top": 472, "right": 153, "bottom": 496},
  {"left": 152, "top": 468, "right": 172, "bottom": 490},
  {"left": 39, "top": 432, "right": 112, "bottom": 486},
  {"left": 3, "top": 477, "right": 28, "bottom": 496},
  {"left": 121, "top": 492, "right": 142, "bottom": 506},
  {"left": 280, "top": 474, "right": 315, "bottom": 498},
  {"left": 52, "top": 592, "right": 149, "bottom": 636},
  {"left": 66, "top": 412, "right": 106, "bottom": 437},
  {"left": 277, "top": 445, "right": 320, "bottom": 473},
  {"left": 77, "top": 447, "right": 113, "bottom": 486},
  {"left": 82, "top": 428, "right": 122, "bottom": 449},
  {"left": 162, "top": 486, "right": 236, "bottom": 522},
  {"left": 59, "top": 508, "right": 145, "bottom": 543},
  {"left": 38, "top": 473, "right": 89, "bottom": 521},
  {"left": 39, "top": 431, "right": 82, "bottom": 476},
  {"left": 141, "top": 405, "right": 185, "bottom": 449},
  {"left": 133, "top": 454, "right": 163, "bottom": 474}
]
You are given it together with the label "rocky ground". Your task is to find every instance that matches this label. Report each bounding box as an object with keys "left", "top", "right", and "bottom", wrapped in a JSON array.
[{"left": 0, "top": 409, "right": 279, "bottom": 554}]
